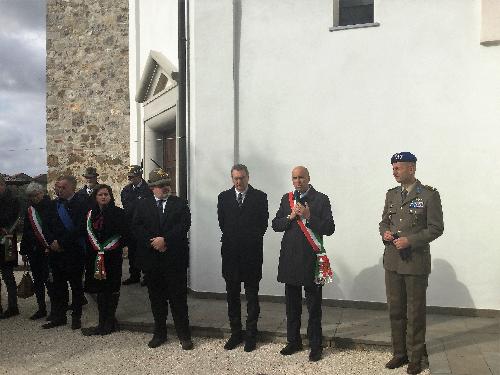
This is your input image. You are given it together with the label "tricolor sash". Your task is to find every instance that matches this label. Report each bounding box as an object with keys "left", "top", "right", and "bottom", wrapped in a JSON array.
[
  {"left": 288, "top": 192, "right": 333, "bottom": 285},
  {"left": 27, "top": 206, "right": 49, "bottom": 248},
  {"left": 86, "top": 210, "right": 121, "bottom": 280}
]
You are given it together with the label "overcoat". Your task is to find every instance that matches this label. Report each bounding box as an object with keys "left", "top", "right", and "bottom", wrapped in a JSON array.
[
  {"left": 85, "top": 202, "right": 128, "bottom": 293},
  {"left": 217, "top": 185, "right": 268, "bottom": 282},
  {"left": 132, "top": 195, "right": 191, "bottom": 273},
  {"left": 20, "top": 195, "right": 52, "bottom": 257},
  {"left": 272, "top": 186, "right": 335, "bottom": 286},
  {"left": 379, "top": 180, "right": 444, "bottom": 275},
  {"left": 45, "top": 194, "right": 88, "bottom": 271},
  {"left": 0, "top": 188, "right": 21, "bottom": 266}
]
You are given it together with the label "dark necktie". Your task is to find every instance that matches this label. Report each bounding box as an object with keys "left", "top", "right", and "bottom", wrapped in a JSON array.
[
  {"left": 157, "top": 199, "right": 165, "bottom": 216},
  {"left": 401, "top": 189, "right": 408, "bottom": 203},
  {"left": 237, "top": 193, "right": 243, "bottom": 207}
]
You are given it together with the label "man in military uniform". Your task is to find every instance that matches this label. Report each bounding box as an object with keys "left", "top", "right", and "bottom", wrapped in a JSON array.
[
  {"left": 379, "top": 152, "right": 444, "bottom": 375},
  {"left": 121, "top": 165, "right": 153, "bottom": 285}
]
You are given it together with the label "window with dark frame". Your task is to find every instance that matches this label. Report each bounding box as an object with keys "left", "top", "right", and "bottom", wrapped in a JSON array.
[{"left": 338, "top": 0, "right": 374, "bottom": 27}]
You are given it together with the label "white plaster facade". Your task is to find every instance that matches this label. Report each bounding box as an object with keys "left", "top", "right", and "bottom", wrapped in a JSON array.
[{"left": 129, "top": 0, "right": 500, "bottom": 311}]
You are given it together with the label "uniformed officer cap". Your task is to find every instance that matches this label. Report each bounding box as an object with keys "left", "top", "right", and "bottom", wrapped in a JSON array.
[
  {"left": 128, "top": 165, "right": 143, "bottom": 177},
  {"left": 391, "top": 152, "right": 417, "bottom": 164}
]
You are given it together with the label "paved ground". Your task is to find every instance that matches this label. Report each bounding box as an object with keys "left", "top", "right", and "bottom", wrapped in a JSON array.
[{"left": 1, "top": 269, "right": 498, "bottom": 375}]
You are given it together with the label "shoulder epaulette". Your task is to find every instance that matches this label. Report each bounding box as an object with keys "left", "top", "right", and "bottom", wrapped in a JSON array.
[
  {"left": 424, "top": 185, "right": 437, "bottom": 191},
  {"left": 388, "top": 186, "right": 399, "bottom": 192}
]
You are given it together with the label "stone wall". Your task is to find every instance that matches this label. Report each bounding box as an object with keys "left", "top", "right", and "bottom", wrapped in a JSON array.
[{"left": 46, "top": 0, "right": 130, "bottom": 204}]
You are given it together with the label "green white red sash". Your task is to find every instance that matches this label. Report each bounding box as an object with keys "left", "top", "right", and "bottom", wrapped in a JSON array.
[
  {"left": 86, "top": 210, "right": 121, "bottom": 280},
  {"left": 27, "top": 206, "right": 49, "bottom": 248},
  {"left": 288, "top": 192, "right": 333, "bottom": 285}
]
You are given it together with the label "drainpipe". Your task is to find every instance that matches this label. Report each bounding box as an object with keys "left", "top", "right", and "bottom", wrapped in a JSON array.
[{"left": 178, "top": 0, "right": 187, "bottom": 199}]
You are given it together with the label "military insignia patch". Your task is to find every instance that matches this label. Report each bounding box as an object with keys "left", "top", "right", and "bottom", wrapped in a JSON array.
[{"left": 409, "top": 198, "right": 424, "bottom": 208}]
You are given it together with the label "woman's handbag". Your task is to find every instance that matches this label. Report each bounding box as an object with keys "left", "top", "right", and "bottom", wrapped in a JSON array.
[{"left": 17, "top": 267, "right": 35, "bottom": 299}]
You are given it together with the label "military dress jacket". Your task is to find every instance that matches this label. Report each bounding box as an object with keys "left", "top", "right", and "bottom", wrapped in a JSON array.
[
  {"left": 379, "top": 180, "right": 444, "bottom": 275},
  {"left": 217, "top": 185, "right": 269, "bottom": 282}
]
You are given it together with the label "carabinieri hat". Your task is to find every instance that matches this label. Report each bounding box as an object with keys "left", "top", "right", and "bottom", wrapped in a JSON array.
[
  {"left": 391, "top": 152, "right": 417, "bottom": 164},
  {"left": 128, "top": 165, "right": 143, "bottom": 177},
  {"left": 82, "top": 167, "right": 99, "bottom": 178},
  {"left": 148, "top": 168, "right": 171, "bottom": 187}
]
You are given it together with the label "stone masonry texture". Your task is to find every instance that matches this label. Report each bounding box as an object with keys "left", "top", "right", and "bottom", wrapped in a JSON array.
[{"left": 46, "top": 0, "right": 129, "bottom": 204}]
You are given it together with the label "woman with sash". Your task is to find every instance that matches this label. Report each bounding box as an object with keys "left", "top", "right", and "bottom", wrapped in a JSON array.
[
  {"left": 20, "top": 182, "right": 53, "bottom": 320},
  {"left": 82, "top": 184, "right": 128, "bottom": 336}
]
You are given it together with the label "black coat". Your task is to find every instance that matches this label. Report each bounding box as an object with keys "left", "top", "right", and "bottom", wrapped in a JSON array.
[
  {"left": 121, "top": 179, "right": 153, "bottom": 213},
  {"left": 272, "top": 186, "right": 335, "bottom": 286},
  {"left": 20, "top": 195, "right": 51, "bottom": 257},
  {"left": 217, "top": 185, "right": 268, "bottom": 282},
  {"left": 0, "top": 188, "right": 21, "bottom": 266},
  {"left": 85, "top": 202, "right": 128, "bottom": 293},
  {"left": 132, "top": 195, "right": 191, "bottom": 273},
  {"left": 45, "top": 194, "right": 88, "bottom": 269}
]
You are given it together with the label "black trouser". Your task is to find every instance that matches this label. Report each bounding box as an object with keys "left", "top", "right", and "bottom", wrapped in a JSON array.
[
  {"left": 225, "top": 279, "right": 260, "bottom": 338},
  {"left": 146, "top": 269, "right": 191, "bottom": 341},
  {"left": 28, "top": 253, "right": 52, "bottom": 311},
  {"left": 0, "top": 265, "right": 17, "bottom": 310},
  {"left": 51, "top": 262, "right": 84, "bottom": 321},
  {"left": 127, "top": 242, "right": 141, "bottom": 280},
  {"left": 385, "top": 270, "right": 428, "bottom": 364},
  {"left": 285, "top": 283, "right": 323, "bottom": 350}
]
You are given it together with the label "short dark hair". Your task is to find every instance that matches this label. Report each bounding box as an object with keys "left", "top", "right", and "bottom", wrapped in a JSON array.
[
  {"left": 230, "top": 164, "right": 249, "bottom": 176},
  {"left": 57, "top": 175, "right": 77, "bottom": 189}
]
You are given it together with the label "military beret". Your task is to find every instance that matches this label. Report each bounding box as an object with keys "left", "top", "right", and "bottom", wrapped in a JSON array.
[{"left": 391, "top": 152, "right": 417, "bottom": 164}]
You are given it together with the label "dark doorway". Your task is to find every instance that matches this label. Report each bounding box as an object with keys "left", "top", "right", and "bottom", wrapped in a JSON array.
[{"left": 163, "top": 129, "right": 177, "bottom": 196}]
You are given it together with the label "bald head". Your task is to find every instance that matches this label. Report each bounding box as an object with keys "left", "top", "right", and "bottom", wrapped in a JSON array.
[{"left": 292, "top": 166, "right": 310, "bottom": 193}]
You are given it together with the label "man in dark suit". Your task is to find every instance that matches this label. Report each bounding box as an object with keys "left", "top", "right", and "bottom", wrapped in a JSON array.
[
  {"left": 380, "top": 152, "right": 444, "bottom": 375},
  {"left": 121, "top": 165, "right": 153, "bottom": 285},
  {"left": 272, "top": 166, "right": 335, "bottom": 362},
  {"left": 132, "top": 168, "right": 193, "bottom": 350},
  {"left": 217, "top": 164, "right": 268, "bottom": 352},
  {"left": 43, "top": 175, "right": 88, "bottom": 330}
]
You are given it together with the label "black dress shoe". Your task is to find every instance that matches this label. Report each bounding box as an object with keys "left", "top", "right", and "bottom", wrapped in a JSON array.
[
  {"left": 0, "top": 307, "right": 20, "bottom": 319},
  {"left": 309, "top": 348, "right": 323, "bottom": 362},
  {"left": 224, "top": 334, "right": 243, "bottom": 350},
  {"left": 71, "top": 318, "right": 82, "bottom": 330},
  {"left": 30, "top": 309, "right": 47, "bottom": 320},
  {"left": 407, "top": 362, "right": 422, "bottom": 374},
  {"left": 385, "top": 355, "right": 409, "bottom": 369},
  {"left": 122, "top": 277, "right": 140, "bottom": 285},
  {"left": 181, "top": 339, "right": 194, "bottom": 350},
  {"left": 280, "top": 342, "right": 303, "bottom": 356},
  {"left": 42, "top": 319, "right": 67, "bottom": 329},
  {"left": 244, "top": 337, "right": 256, "bottom": 352},
  {"left": 148, "top": 335, "right": 167, "bottom": 348},
  {"left": 81, "top": 326, "right": 103, "bottom": 336}
]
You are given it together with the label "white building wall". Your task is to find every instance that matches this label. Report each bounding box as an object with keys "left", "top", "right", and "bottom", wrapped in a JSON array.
[
  {"left": 129, "top": 0, "right": 178, "bottom": 165},
  {"left": 188, "top": 0, "right": 500, "bottom": 310}
]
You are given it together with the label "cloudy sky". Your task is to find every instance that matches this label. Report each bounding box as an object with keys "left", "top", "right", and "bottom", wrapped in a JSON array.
[{"left": 0, "top": 0, "right": 46, "bottom": 176}]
